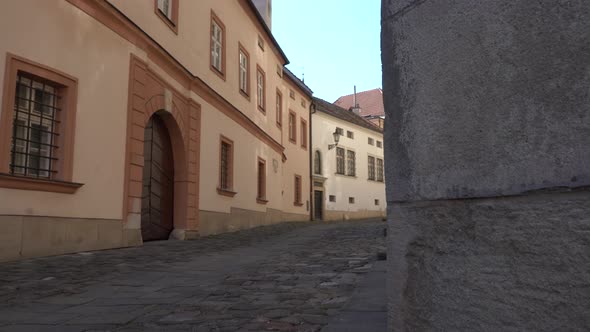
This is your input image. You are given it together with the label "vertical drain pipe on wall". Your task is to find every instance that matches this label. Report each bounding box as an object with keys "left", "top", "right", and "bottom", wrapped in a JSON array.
[{"left": 309, "top": 101, "right": 316, "bottom": 221}]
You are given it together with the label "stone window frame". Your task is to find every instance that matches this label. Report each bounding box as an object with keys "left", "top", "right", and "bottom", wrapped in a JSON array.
[
  {"left": 300, "top": 118, "right": 308, "bottom": 150},
  {"left": 217, "top": 135, "right": 236, "bottom": 197},
  {"left": 256, "top": 157, "right": 267, "bottom": 204},
  {"left": 154, "top": 0, "right": 179, "bottom": 34},
  {"left": 256, "top": 64, "right": 266, "bottom": 113},
  {"left": 275, "top": 89, "right": 282, "bottom": 128},
  {"left": 238, "top": 42, "right": 250, "bottom": 100},
  {"left": 210, "top": 10, "right": 226, "bottom": 81},
  {"left": 294, "top": 174, "right": 303, "bottom": 206},
  {"left": 288, "top": 110, "right": 297, "bottom": 144},
  {"left": 0, "top": 53, "right": 82, "bottom": 194}
]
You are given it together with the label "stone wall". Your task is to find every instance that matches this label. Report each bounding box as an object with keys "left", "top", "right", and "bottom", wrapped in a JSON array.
[{"left": 381, "top": 0, "right": 590, "bottom": 330}]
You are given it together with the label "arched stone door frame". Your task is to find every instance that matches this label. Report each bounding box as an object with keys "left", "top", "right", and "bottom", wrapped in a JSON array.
[{"left": 122, "top": 55, "right": 201, "bottom": 245}]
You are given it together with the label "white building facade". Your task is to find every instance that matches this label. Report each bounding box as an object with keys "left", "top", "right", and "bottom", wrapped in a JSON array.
[{"left": 311, "top": 98, "right": 386, "bottom": 221}]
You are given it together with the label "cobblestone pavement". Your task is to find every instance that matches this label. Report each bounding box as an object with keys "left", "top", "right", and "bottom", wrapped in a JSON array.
[{"left": 0, "top": 219, "right": 385, "bottom": 332}]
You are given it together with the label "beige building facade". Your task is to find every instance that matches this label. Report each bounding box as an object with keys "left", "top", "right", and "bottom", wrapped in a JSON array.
[
  {"left": 0, "top": 0, "right": 311, "bottom": 262},
  {"left": 311, "top": 98, "right": 386, "bottom": 221}
]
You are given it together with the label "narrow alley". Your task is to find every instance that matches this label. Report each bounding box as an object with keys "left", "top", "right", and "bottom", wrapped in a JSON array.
[{"left": 0, "top": 220, "right": 385, "bottom": 332}]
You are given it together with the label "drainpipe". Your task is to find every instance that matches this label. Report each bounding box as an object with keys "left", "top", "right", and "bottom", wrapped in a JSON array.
[{"left": 309, "top": 101, "right": 316, "bottom": 221}]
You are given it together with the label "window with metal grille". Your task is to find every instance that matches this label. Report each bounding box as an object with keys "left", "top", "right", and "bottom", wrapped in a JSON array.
[
  {"left": 294, "top": 175, "right": 302, "bottom": 205},
  {"left": 157, "top": 0, "right": 172, "bottom": 20},
  {"left": 347, "top": 150, "right": 356, "bottom": 176},
  {"left": 257, "top": 158, "right": 266, "bottom": 200},
  {"left": 10, "top": 74, "right": 59, "bottom": 179},
  {"left": 349, "top": 197, "right": 355, "bottom": 204},
  {"left": 239, "top": 49, "right": 248, "bottom": 95},
  {"left": 368, "top": 137, "right": 374, "bottom": 145},
  {"left": 336, "top": 147, "right": 345, "bottom": 175},
  {"left": 368, "top": 156, "right": 376, "bottom": 180},
  {"left": 347, "top": 130, "right": 354, "bottom": 139},
  {"left": 329, "top": 195, "right": 336, "bottom": 202},
  {"left": 219, "top": 139, "right": 233, "bottom": 190},
  {"left": 376, "top": 140, "right": 383, "bottom": 148},
  {"left": 211, "top": 19, "right": 223, "bottom": 73},
  {"left": 314, "top": 150, "right": 321, "bottom": 175},
  {"left": 377, "top": 158, "right": 384, "bottom": 182}
]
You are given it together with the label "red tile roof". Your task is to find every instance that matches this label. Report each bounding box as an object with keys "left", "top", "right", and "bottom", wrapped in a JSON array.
[{"left": 333, "top": 88, "right": 384, "bottom": 117}]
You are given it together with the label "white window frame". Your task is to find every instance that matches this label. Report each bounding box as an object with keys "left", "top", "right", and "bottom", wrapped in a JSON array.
[{"left": 211, "top": 21, "right": 223, "bottom": 72}]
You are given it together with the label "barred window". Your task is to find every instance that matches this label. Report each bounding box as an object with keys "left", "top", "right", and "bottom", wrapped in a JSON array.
[
  {"left": 368, "top": 156, "right": 376, "bottom": 180},
  {"left": 346, "top": 150, "right": 356, "bottom": 176},
  {"left": 376, "top": 140, "right": 383, "bottom": 148},
  {"left": 10, "top": 74, "right": 59, "bottom": 179},
  {"left": 377, "top": 158, "right": 384, "bottom": 182},
  {"left": 257, "top": 158, "right": 266, "bottom": 201},
  {"left": 219, "top": 137, "right": 234, "bottom": 192},
  {"left": 336, "top": 147, "right": 345, "bottom": 175},
  {"left": 294, "top": 174, "right": 302, "bottom": 205},
  {"left": 368, "top": 137, "right": 374, "bottom": 145},
  {"left": 347, "top": 130, "right": 354, "bottom": 139}
]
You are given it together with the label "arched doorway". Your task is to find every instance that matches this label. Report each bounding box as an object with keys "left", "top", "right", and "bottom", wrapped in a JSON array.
[{"left": 141, "top": 114, "right": 175, "bottom": 241}]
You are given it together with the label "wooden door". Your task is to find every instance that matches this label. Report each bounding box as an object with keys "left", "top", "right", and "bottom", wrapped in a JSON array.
[
  {"left": 314, "top": 190, "right": 323, "bottom": 220},
  {"left": 141, "top": 115, "right": 174, "bottom": 241}
]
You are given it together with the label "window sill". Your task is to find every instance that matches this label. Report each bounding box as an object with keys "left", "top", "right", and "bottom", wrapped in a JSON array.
[
  {"left": 0, "top": 173, "right": 83, "bottom": 194},
  {"left": 335, "top": 173, "right": 357, "bottom": 178},
  {"left": 289, "top": 138, "right": 296, "bottom": 145},
  {"left": 258, "top": 106, "right": 266, "bottom": 114},
  {"left": 217, "top": 188, "right": 237, "bottom": 197},
  {"left": 293, "top": 202, "right": 304, "bottom": 207},
  {"left": 210, "top": 66, "right": 226, "bottom": 81},
  {"left": 239, "top": 89, "right": 250, "bottom": 101},
  {"left": 256, "top": 198, "right": 268, "bottom": 205},
  {"left": 155, "top": 10, "right": 178, "bottom": 35}
]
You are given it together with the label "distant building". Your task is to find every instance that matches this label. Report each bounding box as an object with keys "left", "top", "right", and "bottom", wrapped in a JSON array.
[
  {"left": 311, "top": 97, "right": 386, "bottom": 221},
  {"left": 334, "top": 88, "right": 385, "bottom": 128}
]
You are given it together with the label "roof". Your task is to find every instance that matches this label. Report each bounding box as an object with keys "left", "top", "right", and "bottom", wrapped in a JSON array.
[
  {"left": 284, "top": 67, "right": 313, "bottom": 97},
  {"left": 313, "top": 97, "right": 383, "bottom": 134},
  {"left": 245, "top": 0, "right": 289, "bottom": 65},
  {"left": 333, "top": 88, "right": 384, "bottom": 117}
]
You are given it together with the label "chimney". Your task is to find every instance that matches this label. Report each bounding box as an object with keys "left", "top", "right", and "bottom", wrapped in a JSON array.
[{"left": 351, "top": 85, "right": 362, "bottom": 115}]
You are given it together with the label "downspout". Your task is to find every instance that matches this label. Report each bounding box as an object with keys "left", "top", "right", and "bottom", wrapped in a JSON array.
[{"left": 309, "top": 101, "right": 316, "bottom": 221}]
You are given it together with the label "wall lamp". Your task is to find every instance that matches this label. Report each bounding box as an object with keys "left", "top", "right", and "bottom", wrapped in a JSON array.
[{"left": 328, "top": 130, "right": 341, "bottom": 150}]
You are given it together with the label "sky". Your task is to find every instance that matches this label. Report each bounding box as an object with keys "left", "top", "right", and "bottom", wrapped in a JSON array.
[{"left": 272, "top": 0, "right": 382, "bottom": 103}]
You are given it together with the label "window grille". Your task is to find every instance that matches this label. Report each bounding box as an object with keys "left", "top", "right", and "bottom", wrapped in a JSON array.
[
  {"left": 10, "top": 74, "right": 60, "bottom": 179},
  {"left": 314, "top": 150, "right": 321, "bottom": 175},
  {"left": 368, "top": 156, "right": 376, "bottom": 180},
  {"left": 347, "top": 150, "right": 356, "bottom": 176},
  {"left": 294, "top": 175, "right": 302, "bottom": 204},
  {"left": 257, "top": 159, "right": 265, "bottom": 199},
  {"left": 329, "top": 195, "right": 336, "bottom": 202},
  {"left": 376, "top": 140, "right": 383, "bottom": 148},
  {"left": 368, "top": 137, "right": 374, "bottom": 145},
  {"left": 336, "top": 147, "right": 345, "bottom": 175},
  {"left": 220, "top": 141, "right": 231, "bottom": 189},
  {"left": 377, "top": 158, "right": 384, "bottom": 182},
  {"left": 347, "top": 130, "right": 354, "bottom": 139}
]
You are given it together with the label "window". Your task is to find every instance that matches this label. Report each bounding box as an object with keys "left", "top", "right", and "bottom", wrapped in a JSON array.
[
  {"left": 347, "top": 150, "right": 356, "bottom": 176},
  {"left": 294, "top": 174, "right": 303, "bottom": 206},
  {"left": 256, "top": 66, "right": 265, "bottom": 112},
  {"left": 349, "top": 197, "right": 355, "bottom": 204},
  {"left": 218, "top": 135, "right": 235, "bottom": 196},
  {"left": 329, "top": 195, "right": 336, "bottom": 202},
  {"left": 257, "top": 157, "right": 267, "bottom": 203},
  {"left": 258, "top": 35, "right": 265, "bottom": 50},
  {"left": 375, "top": 199, "right": 380, "bottom": 206},
  {"left": 300, "top": 118, "right": 307, "bottom": 149},
  {"left": 10, "top": 75, "right": 57, "bottom": 179},
  {"left": 155, "top": 0, "right": 178, "bottom": 33},
  {"left": 377, "top": 158, "right": 384, "bottom": 182},
  {"left": 368, "top": 137, "right": 374, "bottom": 145},
  {"left": 238, "top": 44, "right": 249, "bottom": 98},
  {"left": 347, "top": 130, "right": 354, "bottom": 139},
  {"left": 288, "top": 111, "right": 297, "bottom": 143},
  {"left": 335, "top": 127, "right": 344, "bottom": 136},
  {"left": 314, "top": 150, "right": 321, "bottom": 175},
  {"left": 336, "top": 147, "right": 345, "bottom": 175},
  {"left": 0, "top": 54, "right": 79, "bottom": 193},
  {"left": 289, "top": 89, "right": 295, "bottom": 99},
  {"left": 276, "top": 90, "right": 282, "bottom": 127},
  {"left": 301, "top": 99, "right": 306, "bottom": 108},
  {"left": 210, "top": 12, "right": 225, "bottom": 79},
  {"left": 376, "top": 140, "right": 383, "bottom": 148},
  {"left": 368, "top": 156, "right": 376, "bottom": 180}
]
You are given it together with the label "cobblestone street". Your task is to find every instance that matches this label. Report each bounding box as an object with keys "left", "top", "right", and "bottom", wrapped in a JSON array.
[{"left": 0, "top": 219, "right": 385, "bottom": 332}]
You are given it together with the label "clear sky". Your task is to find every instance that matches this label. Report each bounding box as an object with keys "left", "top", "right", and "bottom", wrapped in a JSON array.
[{"left": 272, "top": 0, "right": 382, "bottom": 103}]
